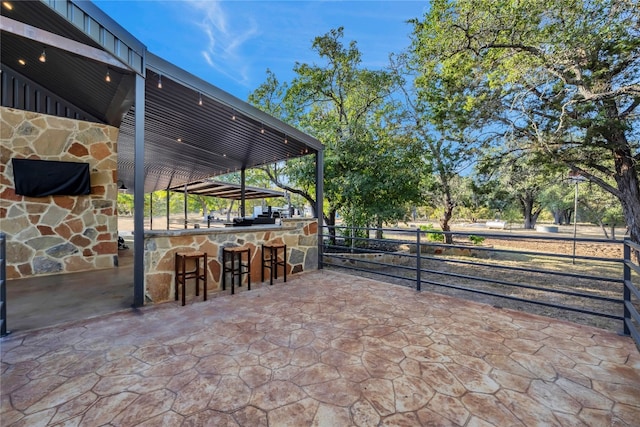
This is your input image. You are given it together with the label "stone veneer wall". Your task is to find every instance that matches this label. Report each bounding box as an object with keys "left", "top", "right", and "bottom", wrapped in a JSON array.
[
  {"left": 0, "top": 107, "right": 119, "bottom": 279},
  {"left": 144, "top": 219, "right": 318, "bottom": 304}
]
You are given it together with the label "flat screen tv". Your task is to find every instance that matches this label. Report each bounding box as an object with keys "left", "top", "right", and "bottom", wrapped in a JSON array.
[{"left": 12, "top": 158, "right": 91, "bottom": 197}]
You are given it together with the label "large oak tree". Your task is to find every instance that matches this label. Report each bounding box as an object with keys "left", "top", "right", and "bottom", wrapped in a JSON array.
[{"left": 411, "top": 0, "right": 640, "bottom": 242}]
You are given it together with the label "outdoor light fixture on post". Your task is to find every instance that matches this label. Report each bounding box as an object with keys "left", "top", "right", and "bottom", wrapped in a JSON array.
[{"left": 569, "top": 170, "right": 587, "bottom": 264}]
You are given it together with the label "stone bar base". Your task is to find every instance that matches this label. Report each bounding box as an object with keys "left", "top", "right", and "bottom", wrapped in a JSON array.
[{"left": 144, "top": 218, "right": 318, "bottom": 303}]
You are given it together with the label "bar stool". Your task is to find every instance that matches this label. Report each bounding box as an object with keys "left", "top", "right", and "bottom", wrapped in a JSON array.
[
  {"left": 222, "top": 246, "right": 251, "bottom": 295},
  {"left": 262, "top": 243, "right": 287, "bottom": 286},
  {"left": 174, "top": 251, "right": 207, "bottom": 306}
]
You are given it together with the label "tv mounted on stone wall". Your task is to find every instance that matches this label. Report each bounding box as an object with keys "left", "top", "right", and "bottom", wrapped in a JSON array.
[{"left": 12, "top": 158, "right": 91, "bottom": 197}]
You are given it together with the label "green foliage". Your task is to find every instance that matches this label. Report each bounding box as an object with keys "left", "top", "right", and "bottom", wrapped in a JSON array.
[
  {"left": 469, "top": 235, "right": 485, "bottom": 245},
  {"left": 250, "top": 27, "right": 426, "bottom": 228},
  {"left": 410, "top": 0, "right": 640, "bottom": 241},
  {"left": 420, "top": 224, "right": 445, "bottom": 242}
]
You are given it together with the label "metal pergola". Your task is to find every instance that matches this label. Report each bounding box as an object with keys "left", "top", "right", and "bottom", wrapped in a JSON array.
[{"left": 1, "top": 0, "right": 324, "bottom": 307}]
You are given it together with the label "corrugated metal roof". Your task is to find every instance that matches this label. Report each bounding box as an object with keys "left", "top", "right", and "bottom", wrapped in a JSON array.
[
  {"left": 1, "top": 0, "right": 323, "bottom": 195},
  {"left": 168, "top": 180, "right": 284, "bottom": 200}
]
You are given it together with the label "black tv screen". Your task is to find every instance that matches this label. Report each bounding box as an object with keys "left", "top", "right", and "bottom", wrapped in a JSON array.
[{"left": 12, "top": 158, "right": 91, "bottom": 197}]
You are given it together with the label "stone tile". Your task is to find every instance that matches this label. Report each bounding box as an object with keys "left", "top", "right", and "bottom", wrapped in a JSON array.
[
  {"left": 303, "top": 378, "right": 360, "bottom": 406},
  {"left": 292, "top": 363, "right": 341, "bottom": 386},
  {"left": 267, "top": 397, "right": 318, "bottom": 426},
  {"left": 25, "top": 373, "right": 99, "bottom": 415},
  {"left": 80, "top": 392, "right": 139, "bottom": 425},
  {"left": 311, "top": 403, "right": 353, "bottom": 426},
  {"left": 10, "top": 375, "right": 68, "bottom": 411},
  {"left": 419, "top": 363, "right": 467, "bottom": 397},
  {"left": 182, "top": 409, "right": 239, "bottom": 426},
  {"left": 361, "top": 378, "right": 395, "bottom": 416},
  {"left": 461, "top": 392, "right": 525, "bottom": 426},
  {"left": 233, "top": 405, "right": 268, "bottom": 426},
  {"left": 447, "top": 364, "right": 500, "bottom": 394},
  {"left": 361, "top": 351, "right": 403, "bottom": 379},
  {"left": 171, "top": 374, "right": 218, "bottom": 416},
  {"left": 527, "top": 379, "right": 582, "bottom": 415},
  {"left": 2, "top": 270, "right": 638, "bottom": 427},
  {"left": 426, "top": 392, "right": 470, "bottom": 426},
  {"left": 350, "top": 398, "right": 381, "bottom": 426},
  {"left": 48, "top": 391, "right": 97, "bottom": 425},
  {"left": 111, "top": 388, "right": 175, "bottom": 425},
  {"left": 250, "top": 380, "right": 307, "bottom": 411},
  {"left": 393, "top": 375, "right": 434, "bottom": 412}
]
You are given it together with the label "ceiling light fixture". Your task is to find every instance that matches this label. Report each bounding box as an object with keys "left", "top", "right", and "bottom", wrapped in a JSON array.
[
  {"left": 38, "top": 48, "right": 46, "bottom": 63},
  {"left": 231, "top": 111, "right": 236, "bottom": 120},
  {"left": 157, "top": 74, "right": 162, "bottom": 89},
  {"left": 284, "top": 136, "right": 288, "bottom": 144},
  {"left": 18, "top": 58, "right": 26, "bottom": 66},
  {"left": 2, "top": 2, "right": 13, "bottom": 11},
  {"left": 198, "top": 93, "right": 203, "bottom": 106},
  {"left": 260, "top": 124, "right": 265, "bottom": 134},
  {"left": 105, "top": 70, "right": 111, "bottom": 83},
  {"left": 177, "top": 138, "right": 182, "bottom": 143}
]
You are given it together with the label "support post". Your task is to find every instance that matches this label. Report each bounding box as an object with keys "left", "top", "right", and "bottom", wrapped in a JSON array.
[
  {"left": 149, "top": 193, "right": 153, "bottom": 230},
  {"left": 166, "top": 189, "right": 170, "bottom": 230},
  {"left": 240, "top": 168, "right": 246, "bottom": 218},
  {"left": 573, "top": 181, "right": 578, "bottom": 264},
  {"left": 133, "top": 73, "right": 145, "bottom": 308},
  {"left": 0, "top": 232, "right": 8, "bottom": 336},
  {"left": 624, "top": 240, "right": 631, "bottom": 336},
  {"left": 315, "top": 150, "right": 324, "bottom": 269},
  {"left": 416, "top": 228, "right": 421, "bottom": 291},
  {"left": 184, "top": 183, "right": 188, "bottom": 229}
]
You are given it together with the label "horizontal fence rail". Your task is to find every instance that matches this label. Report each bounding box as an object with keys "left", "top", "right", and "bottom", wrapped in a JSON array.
[{"left": 320, "top": 225, "right": 635, "bottom": 339}]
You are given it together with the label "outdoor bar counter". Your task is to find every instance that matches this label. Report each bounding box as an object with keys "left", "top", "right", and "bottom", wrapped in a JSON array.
[{"left": 143, "top": 218, "right": 318, "bottom": 303}]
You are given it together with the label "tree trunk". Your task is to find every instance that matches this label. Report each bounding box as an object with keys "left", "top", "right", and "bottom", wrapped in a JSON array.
[
  {"left": 325, "top": 209, "right": 337, "bottom": 245},
  {"left": 613, "top": 149, "right": 640, "bottom": 247},
  {"left": 597, "top": 220, "right": 610, "bottom": 239},
  {"left": 226, "top": 200, "right": 235, "bottom": 222},
  {"left": 375, "top": 217, "right": 383, "bottom": 239},
  {"left": 439, "top": 195, "right": 454, "bottom": 244}
]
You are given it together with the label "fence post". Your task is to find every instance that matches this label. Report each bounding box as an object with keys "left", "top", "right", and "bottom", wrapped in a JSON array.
[
  {"left": 416, "top": 228, "right": 421, "bottom": 291},
  {"left": 623, "top": 239, "right": 631, "bottom": 336},
  {"left": 1, "top": 232, "right": 7, "bottom": 337}
]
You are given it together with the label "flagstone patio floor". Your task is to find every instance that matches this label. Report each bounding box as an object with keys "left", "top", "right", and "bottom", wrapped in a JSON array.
[{"left": 2, "top": 269, "right": 639, "bottom": 426}]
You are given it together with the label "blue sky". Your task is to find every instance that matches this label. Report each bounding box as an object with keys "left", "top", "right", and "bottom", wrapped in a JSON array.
[{"left": 93, "top": 1, "right": 429, "bottom": 100}]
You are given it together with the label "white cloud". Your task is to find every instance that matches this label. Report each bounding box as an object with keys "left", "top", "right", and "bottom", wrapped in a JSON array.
[{"left": 186, "top": 0, "right": 259, "bottom": 86}]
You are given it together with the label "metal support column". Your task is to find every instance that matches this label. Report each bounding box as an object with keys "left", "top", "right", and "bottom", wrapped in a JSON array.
[
  {"left": 149, "top": 193, "right": 153, "bottom": 230},
  {"left": 133, "top": 73, "right": 145, "bottom": 308},
  {"left": 624, "top": 241, "right": 631, "bottom": 336},
  {"left": 0, "top": 232, "right": 8, "bottom": 336},
  {"left": 240, "top": 168, "right": 246, "bottom": 218},
  {"left": 416, "top": 228, "right": 421, "bottom": 291},
  {"left": 184, "top": 183, "right": 188, "bottom": 229},
  {"left": 166, "top": 189, "right": 170, "bottom": 230},
  {"left": 315, "top": 149, "right": 324, "bottom": 269}
]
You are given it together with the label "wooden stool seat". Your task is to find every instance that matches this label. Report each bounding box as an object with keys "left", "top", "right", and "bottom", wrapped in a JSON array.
[
  {"left": 222, "top": 246, "right": 251, "bottom": 295},
  {"left": 175, "top": 251, "right": 207, "bottom": 306},
  {"left": 262, "top": 243, "right": 287, "bottom": 286}
]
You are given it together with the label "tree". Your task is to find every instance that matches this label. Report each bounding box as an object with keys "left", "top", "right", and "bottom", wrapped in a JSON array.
[
  {"left": 411, "top": 0, "right": 640, "bottom": 242},
  {"left": 250, "top": 28, "right": 424, "bottom": 236},
  {"left": 390, "top": 48, "right": 480, "bottom": 243},
  {"left": 476, "top": 151, "right": 562, "bottom": 229}
]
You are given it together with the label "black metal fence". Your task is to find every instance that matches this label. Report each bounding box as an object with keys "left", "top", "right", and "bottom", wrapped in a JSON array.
[
  {"left": 623, "top": 240, "right": 640, "bottom": 348},
  {"left": 320, "top": 225, "right": 639, "bottom": 348}
]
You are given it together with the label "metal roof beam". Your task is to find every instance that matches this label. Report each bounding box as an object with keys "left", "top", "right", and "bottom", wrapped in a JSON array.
[{"left": 1, "top": 16, "right": 132, "bottom": 71}]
